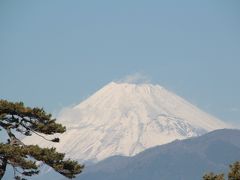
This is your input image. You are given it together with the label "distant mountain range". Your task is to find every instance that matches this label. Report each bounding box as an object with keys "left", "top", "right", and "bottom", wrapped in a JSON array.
[
  {"left": 23, "top": 82, "right": 228, "bottom": 163},
  {"left": 77, "top": 129, "right": 240, "bottom": 180}
]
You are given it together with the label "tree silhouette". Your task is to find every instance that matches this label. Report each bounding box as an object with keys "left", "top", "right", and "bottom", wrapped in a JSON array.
[
  {"left": 228, "top": 161, "right": 240, "bottom": 180},
  {"left": 203, "top": 172, "right": 225, "bottom": 180},
  {"left": 203, "top": 161, "right": 240, "bottom": 180},
  {"left": 0, "top": 100, "right": 84, "bottom": 179}
]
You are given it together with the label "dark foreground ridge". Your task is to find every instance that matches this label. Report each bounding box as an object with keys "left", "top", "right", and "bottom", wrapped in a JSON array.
[{"left": 78, "top": 129, "right": 240, "bottom": 180}]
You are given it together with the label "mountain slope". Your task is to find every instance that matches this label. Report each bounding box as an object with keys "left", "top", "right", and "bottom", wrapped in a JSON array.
[
  {"left": 23, "top": 82, "right": 227, "bottom": 162},
  {"left": 78, "top": 129, "right": 240, "bottom": 180}
]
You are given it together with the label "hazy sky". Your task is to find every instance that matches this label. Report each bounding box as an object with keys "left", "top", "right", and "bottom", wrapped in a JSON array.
[{"left": 0, "top": 0, "right": 240, "bottom": 125}]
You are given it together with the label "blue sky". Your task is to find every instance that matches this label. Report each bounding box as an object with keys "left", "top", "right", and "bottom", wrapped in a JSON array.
[{"left": 0, "top": 0, "right": 240, "bottom": 125}]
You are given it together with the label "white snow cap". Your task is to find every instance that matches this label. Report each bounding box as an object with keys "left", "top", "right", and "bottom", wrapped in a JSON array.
[{"left": 23, "top": 82, "right": 228, "bottom": 163}]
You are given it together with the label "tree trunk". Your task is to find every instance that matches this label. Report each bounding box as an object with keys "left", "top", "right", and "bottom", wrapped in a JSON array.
[{"left": 0, "top": 157, "right": 7, "bottom": 180}]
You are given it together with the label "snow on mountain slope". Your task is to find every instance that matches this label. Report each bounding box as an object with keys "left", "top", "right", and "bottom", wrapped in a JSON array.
[{"left": 23, "top": 82, "right": 228, "bottom": 162}]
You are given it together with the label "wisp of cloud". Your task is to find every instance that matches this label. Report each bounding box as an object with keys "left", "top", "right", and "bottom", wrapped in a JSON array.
[{"left": 117, "top": 73, "right": 151, "bottom": 84}]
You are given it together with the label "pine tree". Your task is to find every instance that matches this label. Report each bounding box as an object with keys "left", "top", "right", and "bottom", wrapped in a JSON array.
[
  {"left": 228, "top": 161, "right": 240, "bottom": 180},
  {"left": 203, "top": 161, "right": 240, "bottom": 180},
  {"left": 0, "top": 100, "right": 84, "bottom": 179},
  {"left": 203, "top": 172, "right": 225, "bottom": 180}
]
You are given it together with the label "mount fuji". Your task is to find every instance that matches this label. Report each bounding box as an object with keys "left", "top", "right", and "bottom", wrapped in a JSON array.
[{"left": 23, "top": 82, "right": 228, "bottom": 163}]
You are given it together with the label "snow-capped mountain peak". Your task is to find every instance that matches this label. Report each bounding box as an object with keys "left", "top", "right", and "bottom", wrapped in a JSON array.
[{"left": 23, "top": 82, "right": 228, "bottom": 162}]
